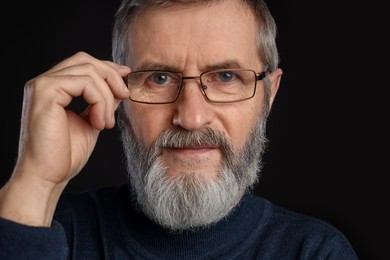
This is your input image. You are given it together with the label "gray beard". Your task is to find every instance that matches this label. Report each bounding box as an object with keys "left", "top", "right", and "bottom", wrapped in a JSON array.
[{"left": 119, "top": 117, "right": 268, "bottom": 231}]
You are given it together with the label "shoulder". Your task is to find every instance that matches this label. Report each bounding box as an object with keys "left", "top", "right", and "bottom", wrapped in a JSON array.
[
  {"left": 244, "top": 192, "right": 343, "bottom": 233},
  {"left": 242, "top": 193, "right": 359, "bottom": 259}
]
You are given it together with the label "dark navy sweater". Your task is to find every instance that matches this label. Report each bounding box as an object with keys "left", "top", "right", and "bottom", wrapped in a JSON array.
[{"left": 0, "top": 185, "right": 359, "bottom": 259}]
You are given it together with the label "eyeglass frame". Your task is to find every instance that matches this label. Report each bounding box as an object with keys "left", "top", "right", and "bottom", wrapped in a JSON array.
[{"left": 123, "top": 68, "right": 269, "bottom": 104}]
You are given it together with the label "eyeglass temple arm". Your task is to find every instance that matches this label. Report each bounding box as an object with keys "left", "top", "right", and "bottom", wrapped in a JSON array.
[{"left": 256, "top": 71, "right": 269, "bottom": 81}]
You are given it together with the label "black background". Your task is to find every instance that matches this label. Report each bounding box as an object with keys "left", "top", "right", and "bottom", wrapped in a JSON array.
[{"left": 1, "top": 1, "right": 388, "bottom": 259}]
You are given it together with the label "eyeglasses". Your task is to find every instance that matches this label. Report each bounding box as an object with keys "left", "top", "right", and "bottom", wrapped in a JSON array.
[{"left": 124, "top": 69, "right": 268, "bottom": 104}]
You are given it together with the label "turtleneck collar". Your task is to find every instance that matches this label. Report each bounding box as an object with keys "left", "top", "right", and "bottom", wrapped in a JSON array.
[{"left": 112, "top": 185, "right": 271, "bottom": 259}]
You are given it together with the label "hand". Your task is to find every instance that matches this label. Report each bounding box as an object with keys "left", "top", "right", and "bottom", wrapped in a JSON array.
[{"left": 0, "top": 52, "right": 130, "bottom": 226}]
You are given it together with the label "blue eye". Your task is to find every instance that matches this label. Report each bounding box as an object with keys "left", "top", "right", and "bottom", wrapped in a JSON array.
[
  {"left": 152, "top": 73, "right": 169, "bottom": 84},
  {"left": 217, "top": 71, "right": 236, "bottom": 82}
]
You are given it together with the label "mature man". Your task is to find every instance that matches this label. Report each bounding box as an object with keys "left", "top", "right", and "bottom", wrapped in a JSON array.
[{"left": 0, "top": 0, "right": 358, "bottom": 259}]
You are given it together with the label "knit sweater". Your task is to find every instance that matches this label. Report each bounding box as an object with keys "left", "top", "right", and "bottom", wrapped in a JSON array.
[{"left": 0, "top": 185, "right": 358, "bottom": 259}]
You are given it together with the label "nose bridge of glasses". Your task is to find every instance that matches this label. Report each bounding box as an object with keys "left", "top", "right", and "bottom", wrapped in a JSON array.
[
  {"left": 181, "top": 75, "right": 207, "bottom": 93},
  {"left": 181, "top": 75, "right": 201, "bottom": 83}
]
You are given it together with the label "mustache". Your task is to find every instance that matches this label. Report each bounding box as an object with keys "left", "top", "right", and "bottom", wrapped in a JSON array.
[
  {"left": 158, "top": 127, "right": 228, "bottom": 148},
  {"left": 148, "top": 126, "right": 235, "bottom": 160}
]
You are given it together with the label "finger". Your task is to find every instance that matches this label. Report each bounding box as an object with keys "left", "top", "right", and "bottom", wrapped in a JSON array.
[
  {"left": 46, "top": 64, "right": 120, "bottom": 127},
  {"left": 45, "top": 52, "right": 130, "bottom": 105},
  {"left": 51, "top": 54, "right": 130, "bottom": 94},
  {"left": 32, "top": 74, "right": 108, "bottom": 130},
  {"left": 47, "top": 51, "right": 129, "bottom": 70},
  {"left": 48, "top": 62, "right": 129, "bottom": 126},
  {"left": 47, "top": 52, "right": 131, "bottom": 81}
]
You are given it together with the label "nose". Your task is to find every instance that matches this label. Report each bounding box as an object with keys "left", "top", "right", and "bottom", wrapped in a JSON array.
[{"left": 172, "top": 79, "right": 212, "bottom": 131}]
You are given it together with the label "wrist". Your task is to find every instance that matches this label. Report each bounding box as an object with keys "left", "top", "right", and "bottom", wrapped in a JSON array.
[{"left": 0, "top": 173, "right": 67, "bottom": 227}]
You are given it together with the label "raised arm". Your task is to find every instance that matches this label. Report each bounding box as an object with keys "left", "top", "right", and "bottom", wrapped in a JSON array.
[{"left": 0, "top": 51, "right": 130, "bottom": 227}]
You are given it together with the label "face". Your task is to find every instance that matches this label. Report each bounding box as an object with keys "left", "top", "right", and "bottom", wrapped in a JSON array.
[{"left": 120, "top": 0, "right": 282, "bottom": 230}]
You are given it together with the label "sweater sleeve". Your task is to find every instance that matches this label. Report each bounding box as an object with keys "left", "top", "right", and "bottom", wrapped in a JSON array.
[{"left": 0, "top": 217, "right": 68, "bottom": 260}]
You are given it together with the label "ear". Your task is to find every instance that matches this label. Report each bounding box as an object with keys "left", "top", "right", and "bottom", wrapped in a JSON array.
[{"left": 267, "top": 68, "right": 283, "bottom": 108}]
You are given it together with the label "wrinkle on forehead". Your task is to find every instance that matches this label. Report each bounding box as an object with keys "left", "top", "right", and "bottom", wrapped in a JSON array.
[{"left": 128, "top": 0, "right": 259, "bottom": 72}]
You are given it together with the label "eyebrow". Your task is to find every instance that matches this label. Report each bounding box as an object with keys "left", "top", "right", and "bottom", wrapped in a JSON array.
[
  {"left": 135, "top": 59, "right": 244, "bottom": 73},
  {"left": 203, "top": 60, "right": 243, "bottom": 71},
  {"left": 136, "top": 63, "right": 179, "bottom": 72}
]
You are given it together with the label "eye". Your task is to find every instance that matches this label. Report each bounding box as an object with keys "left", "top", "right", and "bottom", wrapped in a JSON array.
[
  {"left": 144, "top": 71, "right": 181, "bottom": 90},
  {"left": 151, "top": 73, "right": 170, "bottom": 85},
  {"left": 217, "top": 71, "right": 237, "bottom": 82}
]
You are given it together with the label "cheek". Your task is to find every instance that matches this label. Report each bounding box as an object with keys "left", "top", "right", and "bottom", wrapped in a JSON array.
[
  {"left": 223, "top": 99, "right": 263, "bottom": 151},
  {"left": 128, "top": 104, "right": 173, "bottom": 149}
]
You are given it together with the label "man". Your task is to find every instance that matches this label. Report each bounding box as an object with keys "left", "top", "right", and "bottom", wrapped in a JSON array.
[{"left": 0, "top": 0, "right": 358, "bottom": 259}]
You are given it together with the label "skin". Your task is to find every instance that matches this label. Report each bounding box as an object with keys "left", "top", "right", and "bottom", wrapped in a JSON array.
[
  {"left": 0, "top": 0, "right": 282, "bottom": 227},
  {"left": 0, "top": 54, "right": 131, "bottom": 226},
  {"left": 125, "top": 0, "right": 282, "bottom": 178}
]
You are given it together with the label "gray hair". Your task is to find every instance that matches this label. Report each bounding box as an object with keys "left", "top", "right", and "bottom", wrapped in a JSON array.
[
  {"left": 113, "top": 1, "right": 277, "bottom": 230},
  {"left": 112, "top": 0, "right": 279, "bottom": 116}
]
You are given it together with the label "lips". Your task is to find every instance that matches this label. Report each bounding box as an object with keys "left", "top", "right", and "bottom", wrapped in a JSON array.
[
  {"left": 164, "top": 144, "right": 218, "bottom": 149},
  {"left": 164, "top": 146, "right": 217, "bottom": 154}
]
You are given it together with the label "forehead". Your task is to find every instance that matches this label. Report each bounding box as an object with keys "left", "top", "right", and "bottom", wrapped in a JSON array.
[{"left": 128, "top": 0, "right": 260, "bottom": 71}]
